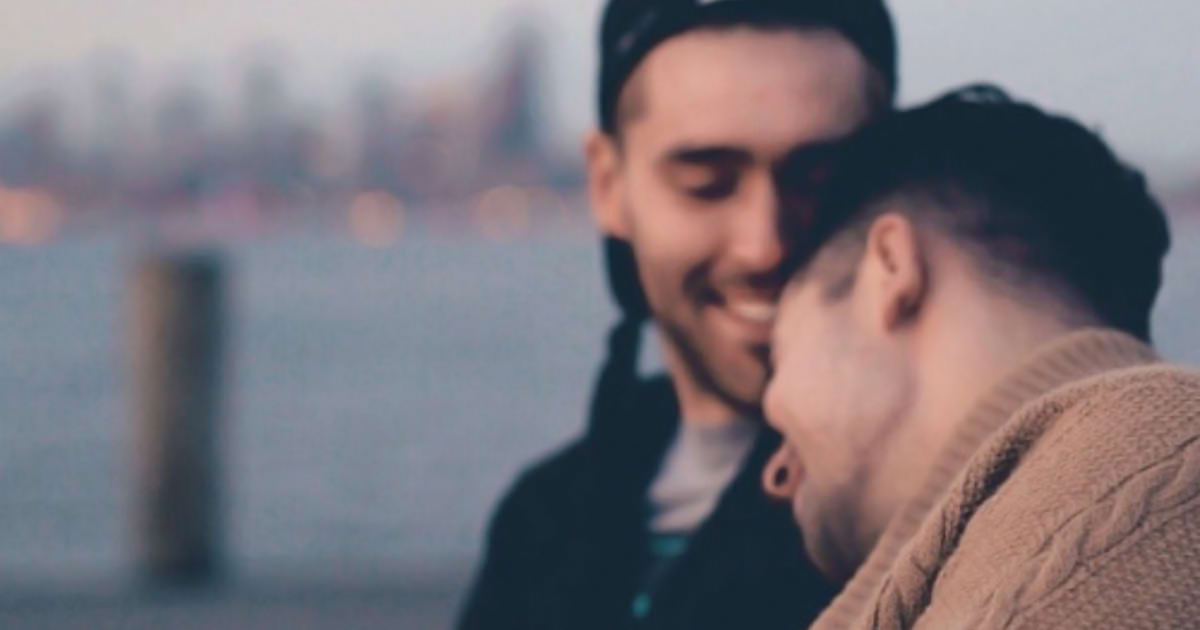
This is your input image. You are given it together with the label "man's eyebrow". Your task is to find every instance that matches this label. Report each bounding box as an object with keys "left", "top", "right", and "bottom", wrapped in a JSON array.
[{"left": 662, "top": 145, "right": 754, "bottom": 167}]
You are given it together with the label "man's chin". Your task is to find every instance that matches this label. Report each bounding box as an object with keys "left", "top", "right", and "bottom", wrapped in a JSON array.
[
  {"left": 716, "top": 384, "right": 767, "bottom": 418},
  {"left": 799, "top": 495, "right": 870, "bottom": 585},
  {"left": 705, "top": 371, "right": 766, "bottom": 417},
  {"left": 803, "top": 527, "right": 859, "bottom": 585},
  {"left": 658, "top": 317, "right": 768, "bottom": 414}
]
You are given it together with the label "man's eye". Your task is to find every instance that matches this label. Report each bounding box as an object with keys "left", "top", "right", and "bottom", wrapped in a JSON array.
[{"left": 682, "top": 171, "right": 738, "bottom": 200}]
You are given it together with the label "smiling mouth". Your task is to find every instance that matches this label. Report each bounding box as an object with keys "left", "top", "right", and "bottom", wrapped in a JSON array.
[
  {"left": 687, "top": 266, "right": 783, "bottom": 343},
  {"left": 705, "top": 291, "right": 780, "bottom": 343},
  {"left": 725, "top": 300, "right": 778, "bottom": 326}
]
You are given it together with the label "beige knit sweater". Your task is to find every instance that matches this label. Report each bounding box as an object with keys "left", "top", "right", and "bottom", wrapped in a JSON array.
[{"left": 810, "top": 329, "right": 1200, "bottom": 630}]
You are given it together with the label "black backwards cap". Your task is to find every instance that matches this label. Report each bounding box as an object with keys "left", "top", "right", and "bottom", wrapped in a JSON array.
[
  {"left": 589, "top": 1, "right": 897, "bottom": 431},
  {"left": 598, "top": 0, "right": 899, "bottom": 134}
]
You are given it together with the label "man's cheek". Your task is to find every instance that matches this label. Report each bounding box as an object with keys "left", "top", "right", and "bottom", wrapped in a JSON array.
[
  {"left": 772, "top": 375, "right": 821, "bottom": 438},
  {"left": 763, "top": 379, "right": 791, "bottom": 431},
  {"left": 763, "top": 372, "right": 790, "bottom": 412}
]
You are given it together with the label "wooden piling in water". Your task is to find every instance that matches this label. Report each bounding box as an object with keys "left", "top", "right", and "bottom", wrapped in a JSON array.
[{"left": 128, "top": 253, "right": 226, "bottom": 584}]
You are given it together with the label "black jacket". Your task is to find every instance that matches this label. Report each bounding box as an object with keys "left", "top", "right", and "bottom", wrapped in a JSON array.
[{"left": 456, "top": 376, "right": 837, "bottom": 630}]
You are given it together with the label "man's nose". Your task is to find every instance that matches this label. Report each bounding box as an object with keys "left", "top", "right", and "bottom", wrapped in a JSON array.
[{"left": 728, "top": 182, "right": 786, "bottom": 274}]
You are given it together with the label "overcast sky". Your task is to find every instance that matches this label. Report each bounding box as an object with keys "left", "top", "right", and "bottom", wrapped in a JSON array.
[{"left": 0, "top": 0, "right": 1196, "bottom": 187}]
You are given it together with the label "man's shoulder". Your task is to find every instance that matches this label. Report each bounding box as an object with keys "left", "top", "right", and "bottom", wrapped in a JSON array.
[
  {"left": 973, "top": 363, "right": 1200, "bottom": 514},
  {"left": 1017, "top": 361, "right": 1200, "bottom": 549},
  {"left": 1055, "top": 360, "right": 1200, "bottom": 402},
  {"left": 987, "top": 362, "right": 1200, "bottom": 536},
  {"left": 1036, "top": 362, "right": 1200, "bottom": 456},
  {"left": 490, "top": 438, "right": 591, "bottom": 527},
  {"left": 489, "top": 374, "right": 679, "bottom": 527},
  {"left": 926, "top": 363, "right": 1200, "bottom": 628}
]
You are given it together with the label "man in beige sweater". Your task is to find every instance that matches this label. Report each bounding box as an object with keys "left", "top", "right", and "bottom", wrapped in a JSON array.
[{"left": 761, "top": 84, "right": 1200, "bottom": 629}]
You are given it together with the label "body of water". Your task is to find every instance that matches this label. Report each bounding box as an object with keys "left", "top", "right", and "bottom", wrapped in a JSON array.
[
  {"left": 0, "top": 230, "right": 613, "bottom": 590},
  {"left": 0, "top": 219, "right": 1197, "bottom": 597}
]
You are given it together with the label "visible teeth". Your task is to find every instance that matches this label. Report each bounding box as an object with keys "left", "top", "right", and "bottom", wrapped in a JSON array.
[{"left": 728, "top": 302, "right": 777, "bottom": 324}]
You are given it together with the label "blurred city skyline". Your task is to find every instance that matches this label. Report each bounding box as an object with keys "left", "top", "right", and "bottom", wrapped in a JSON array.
[
  {"left": 0, "top": 21, "right": 586, "bottom": 244},
  {"left": 0, "top": 0, "right": 1197, "bottom": 245},
  {"left": 0, "top": 1, "right": 1196, "bottom": 184}
]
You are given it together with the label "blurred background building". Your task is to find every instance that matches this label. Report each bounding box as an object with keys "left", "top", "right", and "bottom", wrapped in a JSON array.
[
  {"left": 0, "top": 21, "right": 583, "bottom": 245},
  {"left": 0, "top": 1, "right": 1197, "bottom": 628}
]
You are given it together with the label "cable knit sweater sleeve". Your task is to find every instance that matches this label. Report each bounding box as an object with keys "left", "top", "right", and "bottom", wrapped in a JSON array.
[
  {"left": 1005, "top": 500, "right": 1200, "bottom": 629},
  {"left": 922, "top": 367, "right": 1200, "bottom": 630}
]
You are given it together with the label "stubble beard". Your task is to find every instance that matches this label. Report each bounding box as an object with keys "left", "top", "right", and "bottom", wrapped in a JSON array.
[{"left": 657, "top": 313, "right": 766, "bottom": 420}]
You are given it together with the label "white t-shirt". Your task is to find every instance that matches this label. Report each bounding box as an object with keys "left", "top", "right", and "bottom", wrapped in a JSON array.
[{"left": 647, "top": 418, "right": 760, "bottom": 533}]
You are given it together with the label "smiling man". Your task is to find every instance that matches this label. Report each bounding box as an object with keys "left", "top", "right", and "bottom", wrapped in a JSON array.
[
  {"left": 763, "top": 86, "right": 1200, "bottom": 629},
  {"left": 457, "top": 1, "right": 896, "bottom": 629}
]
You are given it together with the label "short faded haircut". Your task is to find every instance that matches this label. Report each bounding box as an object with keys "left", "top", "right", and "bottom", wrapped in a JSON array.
[{"left": 784, "top": 85, "right": 1171, "bottom": 341}]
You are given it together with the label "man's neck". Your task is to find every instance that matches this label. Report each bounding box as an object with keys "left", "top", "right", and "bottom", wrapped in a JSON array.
[
  {"left": 866, "top": 288, "right": 1093, "bottom": 542},
  {"left": 922, "top": 293, "right": 1091, "bottom": 444}
]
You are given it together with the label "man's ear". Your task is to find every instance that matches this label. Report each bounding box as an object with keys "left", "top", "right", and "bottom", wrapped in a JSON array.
[
  {"left": 585, "top": 130, "right": 630, "bottom": 239},
  {"left": 858, "top": 213, "right": 927, "bottom": 331}
]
